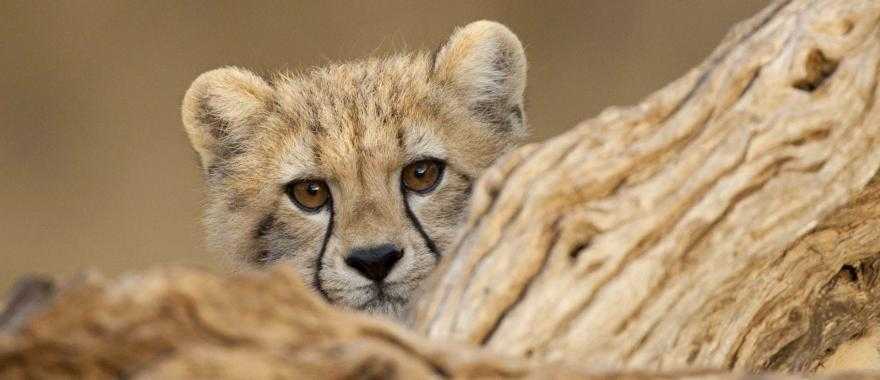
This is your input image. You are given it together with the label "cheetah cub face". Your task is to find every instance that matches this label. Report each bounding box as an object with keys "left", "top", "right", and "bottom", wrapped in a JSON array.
[{"left": 182, "top": 21, "right": 527, "bottom": 317}]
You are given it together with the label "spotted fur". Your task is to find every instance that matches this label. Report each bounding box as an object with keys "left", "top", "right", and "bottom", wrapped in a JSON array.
[{"left": 181, "top": 21, "right": 527, "bottom": 318}]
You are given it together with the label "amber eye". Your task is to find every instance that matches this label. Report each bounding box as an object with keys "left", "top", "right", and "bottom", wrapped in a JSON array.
[
  {"left": 402, "top": 159, "right": 444, "bottom": 194},
  {"left": 285, "top": 180, "right": 330, "bottom": 212}
]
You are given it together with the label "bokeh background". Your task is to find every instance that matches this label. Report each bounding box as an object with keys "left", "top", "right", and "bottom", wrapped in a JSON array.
[{"left": 1, "top": 1, "right": 768, "bottom": 293}]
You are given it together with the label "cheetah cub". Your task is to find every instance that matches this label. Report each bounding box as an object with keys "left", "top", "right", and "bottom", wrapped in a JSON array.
[{"left": 182, "top": 21, "right": 527, "bottom": 317}]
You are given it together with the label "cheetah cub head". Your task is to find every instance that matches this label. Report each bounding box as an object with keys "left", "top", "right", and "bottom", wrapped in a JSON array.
[{"left": 182, "top": 21, "right": 527, "bottom": 317}]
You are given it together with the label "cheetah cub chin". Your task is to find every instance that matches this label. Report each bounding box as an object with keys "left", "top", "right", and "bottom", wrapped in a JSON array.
[{"left": 182, "top": 21, "right": 527, "bottom": 318}]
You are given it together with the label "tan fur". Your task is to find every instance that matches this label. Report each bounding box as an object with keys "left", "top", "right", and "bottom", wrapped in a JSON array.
[{"left": 181, "top": 21, "right": 527, "bottom": 318}]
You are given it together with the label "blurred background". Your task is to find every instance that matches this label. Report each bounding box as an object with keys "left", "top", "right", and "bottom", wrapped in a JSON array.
[{"left": 0, "top": 1, "right": 768, "bottom": 293}]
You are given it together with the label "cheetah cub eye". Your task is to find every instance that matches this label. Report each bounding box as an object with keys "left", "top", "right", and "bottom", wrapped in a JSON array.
[
  {"left": 285, "top": 180, "right": 331, "bottom": 213},
  {"left": 402, "top": 159, "right": 444, "bottom": 194}
]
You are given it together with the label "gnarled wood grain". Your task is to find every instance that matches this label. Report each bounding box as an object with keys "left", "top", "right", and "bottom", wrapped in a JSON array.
[
  {"left": 0, "top": 269, "right": 515, "bottom": 379},
  {"left": 414, "top": 0, "right": 880, "bottom": 372},
  {"left": 1, "top": 268, "right": 877, "bottom": 379}
]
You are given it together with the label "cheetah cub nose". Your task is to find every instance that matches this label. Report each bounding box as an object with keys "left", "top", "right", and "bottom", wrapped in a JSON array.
[{"left": 345, "top": 244, "right": 403, "bottom": 282}]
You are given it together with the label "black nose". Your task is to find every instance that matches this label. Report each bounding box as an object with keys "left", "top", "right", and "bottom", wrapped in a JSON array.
[{"left": 345, "top": 244, "right": 403, "bottom": 282}]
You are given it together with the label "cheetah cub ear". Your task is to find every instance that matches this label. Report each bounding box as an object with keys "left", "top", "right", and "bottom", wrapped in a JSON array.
[
  {"left": 433, "top": 20, "right": 527, "bottom": 137},
  {"left": 181, "top": 67, "right": 273, "bottom": 173}
]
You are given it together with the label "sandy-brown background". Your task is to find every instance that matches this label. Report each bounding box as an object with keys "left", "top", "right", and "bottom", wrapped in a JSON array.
[{"left": 0, "top": 1, "right": 768, "bottom": 293}]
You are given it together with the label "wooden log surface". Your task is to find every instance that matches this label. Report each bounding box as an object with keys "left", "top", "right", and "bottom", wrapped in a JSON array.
[
  {"left": 0, "top": 268, "right": 877, "bottom": 379},
  {"left": 413, "top": 0, "right": 880, "bottom": 372},
  {"left": 2, "top": 0, "right": 880, "bottom": 378}
]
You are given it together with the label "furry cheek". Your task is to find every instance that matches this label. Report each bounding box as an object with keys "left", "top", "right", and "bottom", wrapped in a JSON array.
[
  {"left": 254, "top": 205, "right": 330, "bottom": 274},
  {"left": 404, "top": 169, "right": 472, "bottom": 255}
]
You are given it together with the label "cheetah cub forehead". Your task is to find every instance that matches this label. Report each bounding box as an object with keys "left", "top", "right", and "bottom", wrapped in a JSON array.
[{"left": 181, "top": 21, "right": 527, "bottom": 318}]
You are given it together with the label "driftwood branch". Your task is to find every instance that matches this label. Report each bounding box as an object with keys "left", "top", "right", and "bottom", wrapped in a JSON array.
[{"left": 2, "top": 0, "right": 880, "bottom": 378}]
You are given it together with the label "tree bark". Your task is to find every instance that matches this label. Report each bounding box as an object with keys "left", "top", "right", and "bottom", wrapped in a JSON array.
[
  {"left": 3, "top": 0, "right": 880, "bottom": 378},
  {"left": 414, "top": 0, "right": 880, "bottom": 372}
]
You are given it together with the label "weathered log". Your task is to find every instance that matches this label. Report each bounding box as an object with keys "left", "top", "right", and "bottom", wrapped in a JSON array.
[
  {"left": 0, "top": 268, "right": 876, "bottom": 379},
  {"left": 2, "top": 0, "right": 880, "bottom": 378},
  {"left": 414, "top": 0, "right": 880, "bottom": 372}
]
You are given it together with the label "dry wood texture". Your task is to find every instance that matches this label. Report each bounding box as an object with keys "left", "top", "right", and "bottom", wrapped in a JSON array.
[
  {"left": 3, "top": 0, "right": 880, "bottom": 378},
  {"left": 0, "top": 268, "right": 877, "bottom": 379},
  {"left": 414, "top": 0, "right": 880, "bottom": 372},
  {"left": 0, "top": 269, "right": 514, "bottom": 379}
]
